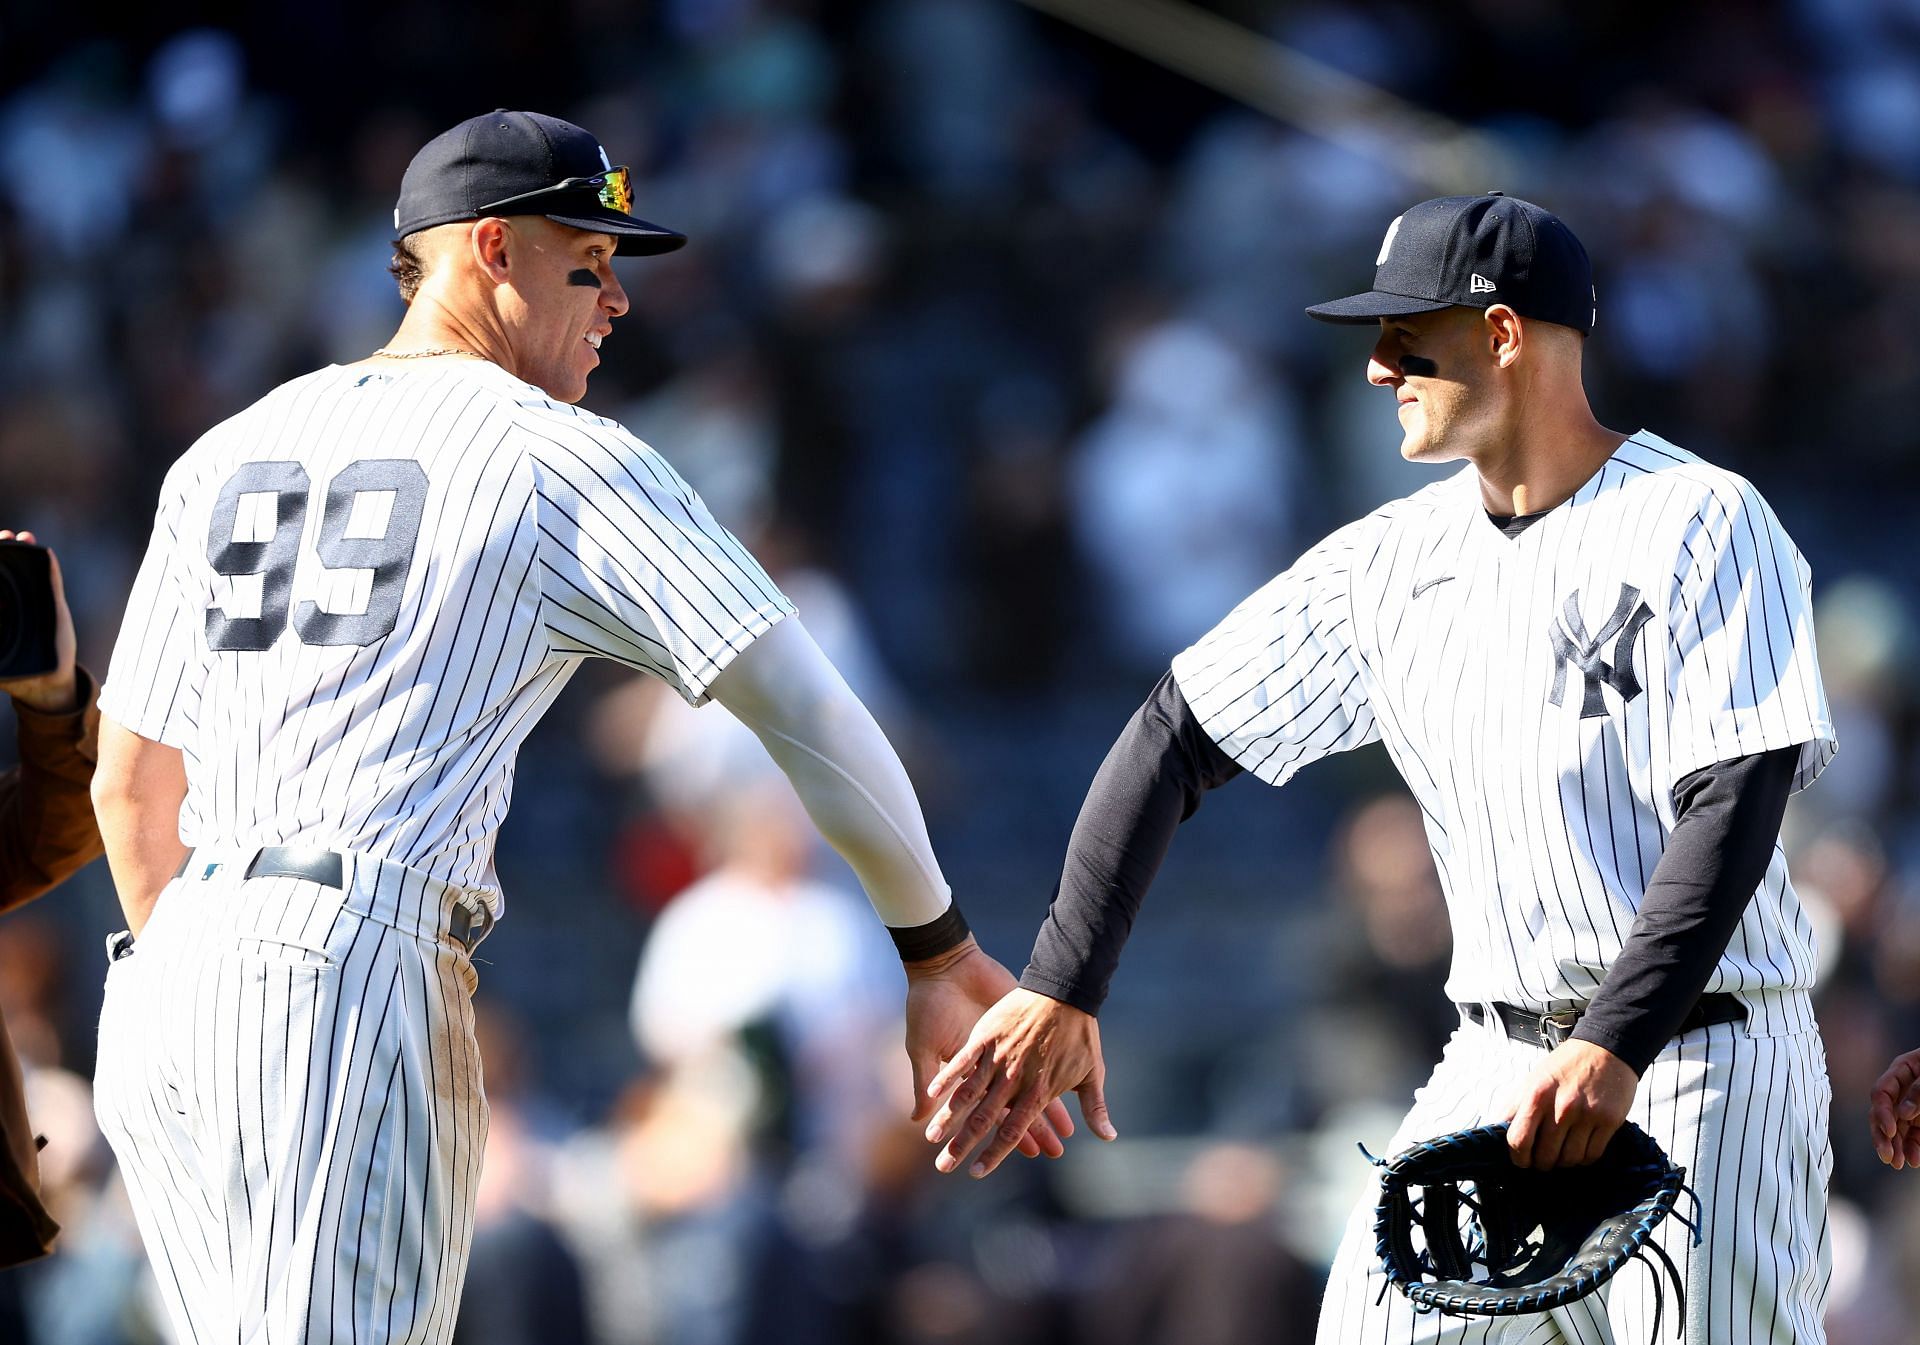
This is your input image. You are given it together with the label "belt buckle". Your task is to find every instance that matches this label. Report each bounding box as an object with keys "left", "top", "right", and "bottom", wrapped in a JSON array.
[{"left": 1540, "top": 1009, "right": 1580, "bottom": 1048}]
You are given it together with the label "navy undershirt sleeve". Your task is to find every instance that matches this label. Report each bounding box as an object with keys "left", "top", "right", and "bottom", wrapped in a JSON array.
[
  {"left": 1021, "top": 498, "right": 1800, "bottom": 1052},
  {"left": 1020, "top": 671, "right": 1241, "bottom": 1014},
  {"left": 1569, "top": 744, "right": 1800, "bottom": 1073}
]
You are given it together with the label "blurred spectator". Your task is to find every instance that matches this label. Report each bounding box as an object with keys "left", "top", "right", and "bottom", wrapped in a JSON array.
[
  {"left": 456, "top": 1005, "right": 595, "bottom": 1345},
  {"left": 1807, "top": 576, "right": 1919, "bottom": 829},
  {"left": 1069, "top": 316, "right": 1302, "bottom": 673},
  {"left": 0, "top": 59, "right": 147, "bottom": 258},
  {"left": 1827, "top": 1190, "right": 1914, "bottom": 1344},
  {"left": 861, "top": 0, "right": 1040, "bottom": 201},
  {"left": 1079, "top": 1142, "right": 1318, "bottom": 1345},
  {"left": 1162, "top": 118, "right": 1410, "bottom": 362},
  {"left": 1305, "top": 792, "right": 1454, "bottom": 1108},
  {"left": 957, "top": 376, "right": 1077, "bottom": 693},
  {"left": 631, "top": 779, "right": 902, "bottom": 1168},
  {"left": 621, "top": 333, "right": 779, "bottom": 538}
]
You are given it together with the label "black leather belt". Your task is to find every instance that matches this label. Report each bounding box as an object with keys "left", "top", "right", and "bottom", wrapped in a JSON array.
[
  {"left": 246, "top": 846, "right": 345, "bottom": 889},
  {"left": 175, "top": 845, "right": 344, "bottom": 889},
  {"left": 1462, "top": 994, "right": 1746, "bottom": 1050},
  {"left": 173, "top": 847, "right": 482, "bottom": 947}
]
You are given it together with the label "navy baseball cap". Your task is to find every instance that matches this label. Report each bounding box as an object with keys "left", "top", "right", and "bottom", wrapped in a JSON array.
[
  {"left": 1306, "top": 192, "right": 1595, "bottom": 334},
  {"left": 394, "top": 109, "right": 686, "bottom": 256}
]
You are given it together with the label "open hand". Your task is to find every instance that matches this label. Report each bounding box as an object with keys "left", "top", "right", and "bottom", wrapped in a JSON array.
[
  {"left": 903, "top": 940, "right": 1075, "bottom": 1161},
  {"left": 924, "top": 987, "right": 1116, "bottom": 1178}
]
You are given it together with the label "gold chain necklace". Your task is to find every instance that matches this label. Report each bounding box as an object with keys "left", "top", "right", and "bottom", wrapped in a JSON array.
[{"left": 370, "top": 345, "right": 483, "bottom": 360}]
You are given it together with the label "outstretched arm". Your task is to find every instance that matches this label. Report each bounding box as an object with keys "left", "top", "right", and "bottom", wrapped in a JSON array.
[
  {"left": 708, "top": 618, "right": 953, "bottom": 932},
  {"left": 707, "top": 617, "right": 1071, "bottom": 1151},
  {"left": 925, "top": 670, "right": 1241, "bottom": 1176}
]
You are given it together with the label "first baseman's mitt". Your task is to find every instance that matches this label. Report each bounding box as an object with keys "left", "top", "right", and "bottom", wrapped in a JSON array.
[{"left": 1368, "top": 1121, "right": 1695, "bottom": 1336}]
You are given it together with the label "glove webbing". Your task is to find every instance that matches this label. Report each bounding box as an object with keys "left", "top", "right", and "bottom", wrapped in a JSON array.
[{"left": 1362, "top": 1125, "right": 1698, "bottom": 1341}]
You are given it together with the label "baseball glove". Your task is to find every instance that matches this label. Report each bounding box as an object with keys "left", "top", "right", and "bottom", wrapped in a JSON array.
[{"left": 1368, "top": 1121, "right": 1694, "bottom": 1334}]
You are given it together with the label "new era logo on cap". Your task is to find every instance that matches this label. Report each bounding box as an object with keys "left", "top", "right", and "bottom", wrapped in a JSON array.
[{"left": 1305, "top": 192, "right": 1595, "bottom": 334}]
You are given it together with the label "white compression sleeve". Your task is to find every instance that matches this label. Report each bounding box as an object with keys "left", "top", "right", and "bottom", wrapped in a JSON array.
[{"left": 707, "top": 617, "right": 952, "bottom": 928}]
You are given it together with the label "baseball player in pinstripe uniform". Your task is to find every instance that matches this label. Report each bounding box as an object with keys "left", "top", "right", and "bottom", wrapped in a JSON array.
[
  {"left": 925, "top": 194, "right": 1836, "bottom": 1342},
  {"left": 86, "top": 109, "right": 1067, "bottom": 1345}
]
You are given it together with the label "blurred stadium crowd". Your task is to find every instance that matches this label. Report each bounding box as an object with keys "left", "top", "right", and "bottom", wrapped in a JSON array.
[{"left": 2, "top": 0, "right": 1919, "bottom": 1341}]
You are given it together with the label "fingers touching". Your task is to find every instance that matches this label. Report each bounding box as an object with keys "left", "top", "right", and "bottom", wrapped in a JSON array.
[{"left": 1870, "top": 1050, "right": 1920, "bottom": 1168}]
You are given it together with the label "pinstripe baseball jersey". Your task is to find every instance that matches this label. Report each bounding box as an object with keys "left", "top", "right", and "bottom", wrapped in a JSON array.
[
  {"left": 100, "top": 358, "right": 793, "bottom": 912},
  {"left": 1171, "top": 431, "right": 1834, "bottom": 1021}
]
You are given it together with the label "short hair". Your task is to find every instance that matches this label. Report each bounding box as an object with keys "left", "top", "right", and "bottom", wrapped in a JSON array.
[{"left": 389, "top": 236, "right": 426, "bottom": 303}]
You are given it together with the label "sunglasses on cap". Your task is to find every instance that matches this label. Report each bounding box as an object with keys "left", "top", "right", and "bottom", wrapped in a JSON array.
[{"left": 480, "top": 166, "right": 634, "bottom": 218}]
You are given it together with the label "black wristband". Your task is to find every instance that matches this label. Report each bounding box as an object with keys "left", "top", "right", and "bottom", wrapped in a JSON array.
[{"left": 889, "top": 903, "right": 971, "bottom": 962}]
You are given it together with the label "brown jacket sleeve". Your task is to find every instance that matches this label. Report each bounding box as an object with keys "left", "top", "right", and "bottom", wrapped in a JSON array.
[
  {"left": 0, "top": 667, "right": 101, "bottom": 1266},
  {"left": 0, "top": 1014, "right": 56, "bottom": 1265},
  {"left": 0, "top": 666, "right": 105, "bottom": 914}
]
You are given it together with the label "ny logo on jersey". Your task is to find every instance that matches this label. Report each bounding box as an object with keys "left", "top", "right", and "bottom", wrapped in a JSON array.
[{"left": 1547, "top": 583, "right": 1655, "bottom": 718}]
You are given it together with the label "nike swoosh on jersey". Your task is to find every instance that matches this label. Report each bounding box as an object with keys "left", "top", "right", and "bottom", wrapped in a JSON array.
[{"left": 1411, "top": 575, "right": 1456, "bottom": 598}]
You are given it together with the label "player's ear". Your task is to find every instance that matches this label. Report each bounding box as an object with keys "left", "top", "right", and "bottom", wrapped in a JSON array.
[
  {"left": 1484, "top": 305, "right": 1523, "bottom": 369},
  {"left": 470, "top": 218, "right": 513, "bottom": 282}
]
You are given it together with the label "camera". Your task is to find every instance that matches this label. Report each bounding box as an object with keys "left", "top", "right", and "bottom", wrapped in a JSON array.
[{"left": 0, "top": 542, "right": 57, "bottom": 680}]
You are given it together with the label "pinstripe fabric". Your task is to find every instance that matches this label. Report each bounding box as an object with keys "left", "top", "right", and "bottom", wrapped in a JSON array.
[
  {"left": 100, "top": 360, "right": 793, "bottom": 916},
  {"left": 1312, "top": 1009, "right": 1832, "bottom": 1344},
  {"left": 95, "top": 853, "right": 488, "bottom": 1344},
  {"left": 1172, "top": 434, "right": 1833, "bottom": 1018},
  {"left": 1173, "top": 433, "right": 1834, "bottom": 1344},
  {"left": 94, "top": 358, "right": 795, "bottom": 1342}
]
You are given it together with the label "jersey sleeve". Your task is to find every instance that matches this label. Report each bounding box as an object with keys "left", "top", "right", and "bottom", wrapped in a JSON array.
[
  {"left": 1170, "top": 516, "right": 1381, "bottom": 785},
  {"left": 99, "top": 466, "right": 205, "bottom": 748},
  {"left": 1665, "top": 483, "right": 1834, "bottom": 793},
  {"left": 528, "top": 422, "right": 794, "bottom": 705}
]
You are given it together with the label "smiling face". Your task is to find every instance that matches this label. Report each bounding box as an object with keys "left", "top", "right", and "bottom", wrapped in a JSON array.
[
  {"left": 496, "top": 218, "right": 630, "bottom": 402},
  {"left": 1366, "top": 306, "right": 1516, "bottom": 463}
]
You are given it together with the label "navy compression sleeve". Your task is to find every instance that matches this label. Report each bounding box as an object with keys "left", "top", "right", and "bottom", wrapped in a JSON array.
[
  {"left": 1570, "top": 744, "right": 1800, "bottom": 1073},
  {"left": 1019, "top": 672, "right": 1241, "bottom": 1014}
]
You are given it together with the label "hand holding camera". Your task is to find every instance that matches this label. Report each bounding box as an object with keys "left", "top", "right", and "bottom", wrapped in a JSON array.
[{"left": 0, "top": 531, "right": 78, "bottom": 715}]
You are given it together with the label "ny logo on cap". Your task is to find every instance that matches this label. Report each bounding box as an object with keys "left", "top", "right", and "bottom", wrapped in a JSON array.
[
  {"left": 1376, "top": 216, "right": 1402, "bottom": 266},
  {"left": 1548, "top": 584, "right": 1655, "bottom": 718}
]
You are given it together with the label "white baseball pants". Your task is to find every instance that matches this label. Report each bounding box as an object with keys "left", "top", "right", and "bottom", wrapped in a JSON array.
[
  {"left": 95, "top": 848, "right": 490, "bottom": 1344},
  {"left": 1315, "top": 996, "right": 1831, "bottom": 1344}
]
